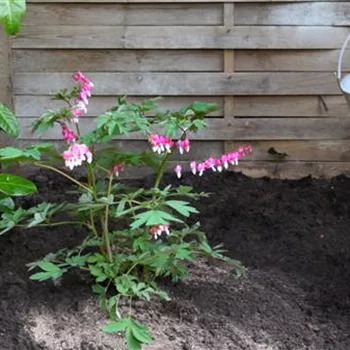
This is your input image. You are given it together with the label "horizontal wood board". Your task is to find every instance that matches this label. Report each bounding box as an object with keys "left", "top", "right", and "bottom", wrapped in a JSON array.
[
  {"left": 13, "top": 72, "right": 342, "bottom": 96},
  {"left": 17, "top": 118, "right": 350, "bottom": 141}
]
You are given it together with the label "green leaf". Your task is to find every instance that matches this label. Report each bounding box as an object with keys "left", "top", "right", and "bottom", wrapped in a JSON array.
[
  {"left": 0, "top": 173, "right": 37, "bottom": 196},
  {"left": 38, "top": 261, "right": 62, "bottom": 273},
  {"left": 0, "top": 144, "right": 51, "bottom": 163},
  {"left": 130, "top": 319, "right": 152, "bottom": 344},
  {"left": 102, "top": 318, "right": 129, "bottom": 333},
  {"left": 116, "top": 198, "right": 127, "bottom": 216},
  {"left": 166, "top": 200, "right": 198, "bottom": 217},
  {"left": 0, "top": 220, "right": 15, "bottom": 235},
  {"left": 130, "top": 210, "right": 182, "bottom": 230},
  {"left": 0, "top": 147, "right": 24, "bottom": 160},
  {"left": 153, "top": 290, "right": 171, "bottom": 301},
  {"left": 78, "top": 192, "right": 93, "bottom": 204},
  {"left": 126, "top": 328, "right": 142, "bottom": 350},
  {"left": 65, "top": 254, "right": 89, "bottom": 267},
  {"left": 175, "top": 248, "right": 194, "bottom": 261},
  {"left": 0, "top": 196, "right": 14, "bottom": 212},
  {"left": 30, "top": 261, "right": 64, "bottom": 281},
  {"left": 27, "top": 212, "right": 46, "bottom": 228},
  {"left": 89, "top": 265, "right": 104, "bottom": 277},
  {"left": 0, "top": 0, "right": 26, "bottom": 35},
  {"left": 31, "top": 110, "right": 63, "bottom": 133},
  {"left": 130, "top": 211, "right": 153, "bottom": 230},
  {"left": 176, "top": 185, "right": 193, "bottom": 194},
  {"left": 92, "top": 284, "right": 105, "bottom": 295},
  {"left": 87, "top": 253, "right": 106, "bottom": 263},
  {"left": 29, "top": 271, "right": 59, "bottom": 281},
  {"left": 190, "top": 101, "right": 218, "bottom": 114},
  {"left": 0, "top": 103, "right": 19, "bottom": 137},
  {"left": 0, "top": 207, "right": 26, "bottom": 234}
]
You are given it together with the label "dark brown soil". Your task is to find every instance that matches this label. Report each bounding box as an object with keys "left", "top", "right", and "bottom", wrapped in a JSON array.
[{"left": 1, "top": 170, "right": 350, "bottom": 350}]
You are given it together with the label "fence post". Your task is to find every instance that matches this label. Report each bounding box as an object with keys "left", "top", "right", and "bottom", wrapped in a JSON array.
[
  {"left": 0, "top": 27, "right": 13, "bottom": 109},
  {"left": 0, "top": 27, "right": 14, "bottom": 147}
]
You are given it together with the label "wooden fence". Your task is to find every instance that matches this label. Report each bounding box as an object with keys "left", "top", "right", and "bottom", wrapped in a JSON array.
[{"left": 1, "top": 0, "right": 350, "bottom": 178}]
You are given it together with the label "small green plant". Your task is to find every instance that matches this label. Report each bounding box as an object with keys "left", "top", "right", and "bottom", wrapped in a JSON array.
[{"left": 0, "top": 72, "right": 251, "bottom": 349}]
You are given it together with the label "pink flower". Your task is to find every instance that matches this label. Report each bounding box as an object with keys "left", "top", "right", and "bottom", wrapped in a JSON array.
[
  {"left": 71, "top": 101, "right": 88, "bottom": 123},
  {"left": 112, "top": 164, "right": 124, "bottom": 177},
  {"left": 174, "top": 165, "right": 182, "bottom": 179},
  {"left": 76, "top": 100, "right": 87, "bottom": 114},
  {"left": 73, "top": 71, "right": 94, "bottom": 88},
  {"left": 215, "top": 158, "right": 223, "bottom": 172},
  {"left": 191, "top": 145, "right": 252, "bottom": 177},
  {"left": 72, "top": 108, "right": 81, "bottom": 123},
  {"left": 61, "top": 124, "right": 77, "bottom": 143},
  {"left": 150, "top": 224, "right": 170, "bottom": 239},
  {"left": 190, "top": 161, "right": 197, "bottom": 175},
  {"left": 62, "top": 143, "right": 93, "bottom": 170},
  {"left": 79, "top": 88, "right": 90, "bottom": 105},
  {"left": 221, "top": 154, "right": 229, "bottom": 169},
  {"left": 71, "top": 72, "right": 94, "bottom": 121},
  {"left": 197, "top": 162, "right": 206, "bottom": 176},
  {"left": 227, "top": 152, "right": 239, "bottom": 165},
  {"left": 148, "top": 134, "right": 174, "bottom": 154},
  {"left": 176, "top": 138, "right": 191, "bottom": 155},
  {"left": 204, "top": 157, "right": 217, "bottom": 172}
]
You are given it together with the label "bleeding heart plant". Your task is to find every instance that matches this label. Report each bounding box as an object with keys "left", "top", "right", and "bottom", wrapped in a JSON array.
[{"left": 0, "top": 72, "right": 251, "bottom": 349}]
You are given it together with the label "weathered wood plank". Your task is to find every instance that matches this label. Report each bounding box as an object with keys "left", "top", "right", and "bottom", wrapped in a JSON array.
[
  {"left": 12, "top": 26, "right": 350, "bottom": 49},
  {"left": 8, "top": 139, "right": 225, "bottom": 163},
  {"left": 234, "top": 96, "right": 349, "bottom": 117},
  {"left": 235, "top": 2, "right": 350, "bottom": 26},
  {"left": 14, "top": 96, "right": 224, "bottom": 117},
  {"left": 24, "top": 3, "right": 222, "bottom": 26},
  {"left": 108, "top": 161, "right": 350, "bottom": 180},
  {"left": 225, "top": 140, "right": 350, "bottom": 162},
  {"left": 106, "top": 140, "right": 224, "bottom": 162},
  {"left": 232, "top": 161, "right": 350, "bottom": 179},
  {"left": 13, "top": 72, "right": 341, "bottom": 96},
  {"left": 90, "top": 161, "right": 350, "bottom": 180},
  {"left": 0, "top": 27, "right": 13, "bottom": 108},
  {"left": 26, "top": 0, "right": 350, "bottom": 3},
  {"left": 15, "top": 158, "right": 350, "bottom": 181},
  {"left": 235, "top": 50, "right": 350, "bottom": 72},
  {"left": 114, "top": 161, "right": 350, "bottom": 180},
  {"left": 17, "top": 118, "right": 350, "bottom": 141},
  {"left": 16, "top": 95, "right": 349, "bottom": 118},
  {"left": 12, "top": 49, "right": 223, "bottom": 72}
]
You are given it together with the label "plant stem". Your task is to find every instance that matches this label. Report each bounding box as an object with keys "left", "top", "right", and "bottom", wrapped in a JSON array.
[
  {"left": 34, "top": 162, "right": 93, "bottom": 193},
  {"left": 102, "top": 174, "right": 114, "bottom": 263},
  {"left": 86, "top": 162, "right": 97, "bottom": 199},
  {"left": 85, "top": 162, "right": 99, "bottom": 237},
  {"left": 75, "top": 123, "right": 81, "bottom": 137},
  {"left": 154, "top": 152, "right": 171, "bottom": 189},
  {"left": 18, "top": 221, "right": 90, "bottom": 228},
  {"left": 89, "top": 211, "right": 98, "bottom": 237}
]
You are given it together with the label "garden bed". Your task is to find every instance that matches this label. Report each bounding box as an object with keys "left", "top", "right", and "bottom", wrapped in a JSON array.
[{"left": 1, "top": 170, "right": 350, "bottom": 350}]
